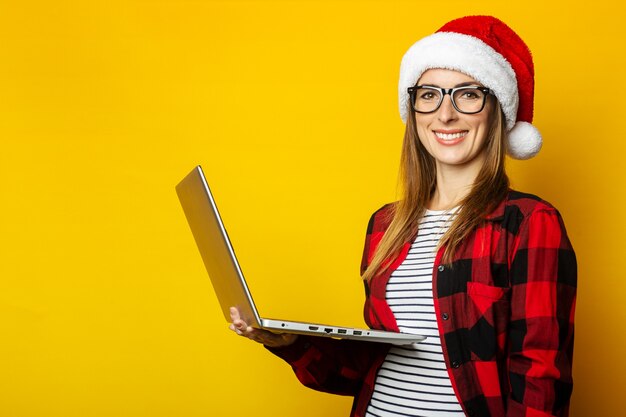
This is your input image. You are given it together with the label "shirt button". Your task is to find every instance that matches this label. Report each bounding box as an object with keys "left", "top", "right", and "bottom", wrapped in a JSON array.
[
  {"left": 441, "top": 313, "right": 449, "bottom": 321},
  {"left": 438, "top": 265, "right": 445, "bottom": 272},
  {"left": 451, "top": 361, "right": 460, "bottom": 368}
]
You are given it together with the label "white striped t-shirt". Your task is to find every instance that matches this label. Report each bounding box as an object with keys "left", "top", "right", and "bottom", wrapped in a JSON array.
[{"left": 365, "top": 208, "right": 464, "bottom": 417}]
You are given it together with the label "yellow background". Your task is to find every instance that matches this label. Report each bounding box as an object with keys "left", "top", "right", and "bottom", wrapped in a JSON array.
[{"left": 1, "top": 1, "right": 624, "bottom": 416}]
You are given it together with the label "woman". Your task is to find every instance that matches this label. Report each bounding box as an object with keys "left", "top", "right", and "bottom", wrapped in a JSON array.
[{"left": 230, "top": 15, "right": 576, "bottom": 417}]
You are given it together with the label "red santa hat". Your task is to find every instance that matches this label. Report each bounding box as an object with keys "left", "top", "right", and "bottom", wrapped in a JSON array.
[{"left": 398, "top": 16, "right": 541, "bottom": 160}]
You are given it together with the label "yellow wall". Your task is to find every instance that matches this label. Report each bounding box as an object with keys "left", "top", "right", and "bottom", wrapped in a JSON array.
[{"left": 1, "top": 1, "right": 623, "bottom": 416}]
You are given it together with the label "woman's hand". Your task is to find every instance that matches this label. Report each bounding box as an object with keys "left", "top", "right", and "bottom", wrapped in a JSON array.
[{"left": 229, "top": 307, "right": 298, "bottom": 348}]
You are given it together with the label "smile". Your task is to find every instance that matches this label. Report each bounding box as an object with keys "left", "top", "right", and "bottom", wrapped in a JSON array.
[{"left": 433, "top": 131, "right": 468, "bottom": 141}]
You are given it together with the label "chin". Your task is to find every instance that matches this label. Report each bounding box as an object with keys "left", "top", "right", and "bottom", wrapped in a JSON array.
[
  {"left": 434, "top": 151, "right": 472, "bottom": 165},
  {"left": 433, "top": 148, "right": 486, "bottom": 168}
]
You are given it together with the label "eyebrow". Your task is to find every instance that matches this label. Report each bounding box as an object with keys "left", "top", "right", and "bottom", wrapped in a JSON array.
[{"left": 420, "top": 81, "right": 483, "bottom": 88}]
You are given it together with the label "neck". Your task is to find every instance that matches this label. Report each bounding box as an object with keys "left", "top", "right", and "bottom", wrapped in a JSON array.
[{"left": 429, "top": 160, "right": 483, "bottom": 211}]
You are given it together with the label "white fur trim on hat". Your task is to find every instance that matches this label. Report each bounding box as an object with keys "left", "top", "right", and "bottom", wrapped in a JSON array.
[
  {"left": 398, "top": 32, "right": 519, "bottom": 131},
  {"left": 507, "top": 121, "right": 542, "bottom": 159}
]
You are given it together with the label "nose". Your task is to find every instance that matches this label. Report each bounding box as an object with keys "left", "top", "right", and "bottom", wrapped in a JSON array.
[{"left": 437, "top": 95, "right": 458, "bottom": 123}]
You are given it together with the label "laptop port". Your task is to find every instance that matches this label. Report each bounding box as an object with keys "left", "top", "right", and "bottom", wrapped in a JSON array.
[
  {"left": 353, "top": 330, "right": 362, "bottom": 335},
  {"left": 308, "top": 326, "right": 319, "bottom": 331},
  {"left": 338, "top": 329, "right": 347, "bottom": 334},
  {"left": 324, "top": 328, "right": 333, "bottom": 334}
]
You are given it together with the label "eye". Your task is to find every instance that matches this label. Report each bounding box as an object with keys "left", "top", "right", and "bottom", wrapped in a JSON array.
[
  {"left": 454, "top": 87, "right": 485, "bottom": 102},
  {"left": 461, "top": 90, "right": 480, "bottom": 99},
  {"left": 417, "top": 88, "right": 440, "bottom": 101}
]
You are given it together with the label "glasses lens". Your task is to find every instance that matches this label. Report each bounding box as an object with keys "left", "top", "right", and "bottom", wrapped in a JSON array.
[
  {"left": 452, "top": 87, "right": 486, "bottom": 113},
  {"left": 413, "top": 87, "right": 442, "bottom": 113}
]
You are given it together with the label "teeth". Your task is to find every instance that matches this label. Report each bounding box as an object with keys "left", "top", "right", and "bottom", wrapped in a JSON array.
[{"left": 435, "top": 131, "right": 466, "bottom": 140}]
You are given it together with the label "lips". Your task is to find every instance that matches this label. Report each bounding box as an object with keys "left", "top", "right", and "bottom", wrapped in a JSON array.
[{"left": 433, "top": 130, "right": 468, "bottom": 145}]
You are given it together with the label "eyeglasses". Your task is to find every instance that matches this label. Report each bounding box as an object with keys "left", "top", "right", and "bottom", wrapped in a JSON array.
[{"left": 407, "top": 85, "right": 493, "bottom": 114}]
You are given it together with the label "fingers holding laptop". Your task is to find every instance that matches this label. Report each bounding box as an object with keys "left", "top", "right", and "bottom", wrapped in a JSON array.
[{"left": 229, "top": 307, "right": 298, "bottom": 348}]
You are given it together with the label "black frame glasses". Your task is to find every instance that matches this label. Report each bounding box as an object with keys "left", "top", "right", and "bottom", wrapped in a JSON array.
[{"left": 407, "top": 85, "right": 493, "bottom": 114}]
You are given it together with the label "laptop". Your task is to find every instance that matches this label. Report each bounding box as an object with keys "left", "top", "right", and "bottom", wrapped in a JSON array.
[{"left": 176, "top": 165, "right": 425, "bottom": 345}]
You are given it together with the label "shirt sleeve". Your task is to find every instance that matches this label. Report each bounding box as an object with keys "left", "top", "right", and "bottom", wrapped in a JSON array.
[
  {"left": 265, "top": 336, "right": 387, "bottom": 396},
  {"left": 506, "top": 207, "right": 577, "bottom": 416}
]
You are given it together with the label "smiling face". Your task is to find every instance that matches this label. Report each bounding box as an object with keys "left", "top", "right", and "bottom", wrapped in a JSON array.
[{"left": 413, "top": 68, "right": 493, "bottom": 174}]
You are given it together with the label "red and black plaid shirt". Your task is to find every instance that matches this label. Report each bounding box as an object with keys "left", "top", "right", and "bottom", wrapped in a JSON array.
[{"left": 268, "top": 190, "right": 576, "bottom": 417}]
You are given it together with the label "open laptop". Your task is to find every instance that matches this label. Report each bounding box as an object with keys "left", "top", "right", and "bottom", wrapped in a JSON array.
[{"left": 176, "top": 165, "right": 425, "bottom": 345}]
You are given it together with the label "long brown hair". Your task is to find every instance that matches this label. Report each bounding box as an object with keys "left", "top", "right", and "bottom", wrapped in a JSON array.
[{"left": 362, "top": 97, "right": 509, "bottom": 282}]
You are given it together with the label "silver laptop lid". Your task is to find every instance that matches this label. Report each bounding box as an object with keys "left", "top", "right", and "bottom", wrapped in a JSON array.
[{"left": 176, "top": 165, "right": 261, "bottom": 327}]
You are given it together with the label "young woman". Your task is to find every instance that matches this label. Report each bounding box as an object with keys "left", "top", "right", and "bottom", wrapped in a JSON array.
[{"left": 229, "top": 15, "right": 576, "bottom": 417}]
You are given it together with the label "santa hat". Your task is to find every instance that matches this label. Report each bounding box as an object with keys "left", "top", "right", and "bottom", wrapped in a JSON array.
[{"left": 398, "top": 16, "right": 541, "bottom": 160}]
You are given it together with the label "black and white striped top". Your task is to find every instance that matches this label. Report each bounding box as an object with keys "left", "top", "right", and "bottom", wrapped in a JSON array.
[{"left": 365, "top": 208, "right": 464, "bottom": 417}]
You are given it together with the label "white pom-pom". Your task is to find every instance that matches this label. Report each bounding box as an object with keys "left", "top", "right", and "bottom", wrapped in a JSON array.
[{"left": 507, "top": 121, "right": 542, "bottom": 160}]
